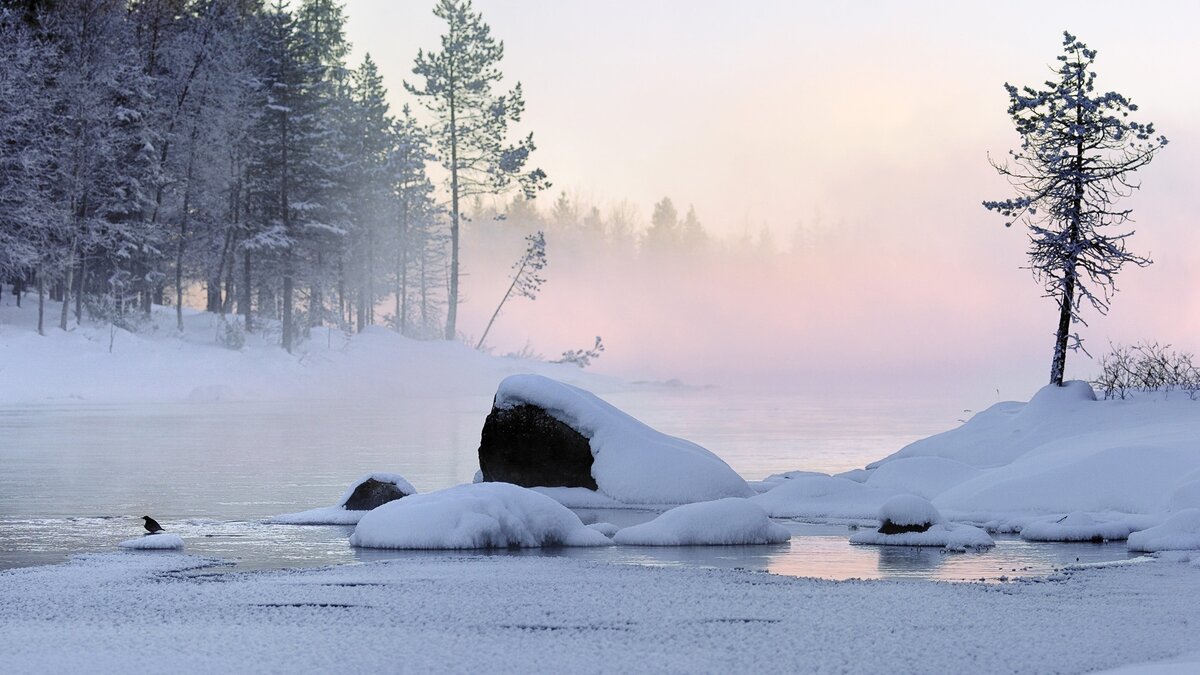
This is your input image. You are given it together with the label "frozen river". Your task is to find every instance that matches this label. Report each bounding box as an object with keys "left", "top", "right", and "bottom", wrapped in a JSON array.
[{"left": 0, "top": 389, "right": 1139, "bottom": 578}]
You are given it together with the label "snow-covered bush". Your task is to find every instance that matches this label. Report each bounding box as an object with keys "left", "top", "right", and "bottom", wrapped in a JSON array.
[
  {"left": 217, "top": 319, "right": 245, "bottom": 350},
  {"left": 1093, "top": 342, "right": 1200, "bottom": 400},
  {"left": 556, "top": 336, "right": 605, "bottom": 368}
]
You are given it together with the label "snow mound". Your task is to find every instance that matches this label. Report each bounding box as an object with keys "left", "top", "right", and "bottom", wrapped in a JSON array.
[
  {"left": 1128, "top": 509, "right": 1200, "bottom": 552},
  {"left": 494, "top": 375, "right": 752, "bottom": 504},
  {"left": 586, "top": 522, "right": 620, "bottom": 537},
  {"left": 613, "top": 498, "right": 791, "bottom": 546},
  {"left": 1167, "top": 482, "right": 1200, "bottom": 512},
  {"left": 878, "top": 495, "right": 942, "bottom": 527},
  {"left": 349, "top": 482, "right": 611, "bottom": 549},
  {"left": 269, "top": 472, "right": 416, "bottom": 525},
  {"left": 865, "top": 457, "right": 981, "bottom": 500},
  {"left": 750, "top": 474, "right": 898, "bottom": 520},
  {"left": 850, "top": 523, "right": 994, "bottom": 552},
  {"left": 1019, "top": 512, "right": 1135, "bottom": 542},
  {"left": 531, "top": 486, "right": 627, "bottom": 509},
  {"left": 118, "top": 533, "right": 184, "bottom": 550}
]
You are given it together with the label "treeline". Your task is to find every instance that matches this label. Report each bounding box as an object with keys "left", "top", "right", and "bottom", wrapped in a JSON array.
[{"left": 0, "top": 0, "right": 446, "bottom": 347}]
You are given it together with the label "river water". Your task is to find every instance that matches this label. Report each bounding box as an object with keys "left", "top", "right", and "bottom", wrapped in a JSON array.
[{"left": 0, "top": 389, "right": 1140, "bottom": 579}]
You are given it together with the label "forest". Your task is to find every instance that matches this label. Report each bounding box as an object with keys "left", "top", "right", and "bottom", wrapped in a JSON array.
[{"left": 0, "top": 0, "right": 794, "bottom": 356}]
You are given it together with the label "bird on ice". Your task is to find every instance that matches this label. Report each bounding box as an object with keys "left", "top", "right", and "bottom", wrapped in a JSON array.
[{"left": 142, "top": 516, "right": 164, "bottom": 534}]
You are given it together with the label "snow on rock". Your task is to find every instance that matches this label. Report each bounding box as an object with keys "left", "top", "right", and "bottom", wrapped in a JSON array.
[
  {"left": 862, "top": 382, "right": 1200, "bottom": 520},
  {"left": 750, "top": 474, "right": 898, "bottom": 520},
  {"left": 1128, "top": 509, "right": 1200, "bottom": 552},
  {"left": 484, "top": 375, "right": 752, "bottom": 505},
  {"left": 850, "top": 495, "right": 991, "bottom": 551},
  {"left": 269, "top": 473, "right": 416, "bottom": 525},
  {"left": 877, "top": 494, "right": 942, "bottom": 531},
  {"left": 612, "top": 498, "right": 790, "bottom": 546},
  {"left": 118, "top": 533, "right": 184, "bottom": 550},
  {"left": 850, "top": 523, "right": 994, "bottom": 552},
  {"left": 1019, "top": 512, "right": 1136, "bottom": 543},
  {"left": 349, "top": 482, "right": 611, "bottom": 549}
]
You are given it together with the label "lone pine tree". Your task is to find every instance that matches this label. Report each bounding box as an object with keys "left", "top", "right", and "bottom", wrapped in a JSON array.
[{"left": 984, "top": 32, "right": 1167, "bottom": 386}]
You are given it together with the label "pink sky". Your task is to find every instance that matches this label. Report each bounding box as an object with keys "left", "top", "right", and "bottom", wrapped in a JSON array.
[{"left": 345, "top": 1, "right": 1200, "bottom": 406}]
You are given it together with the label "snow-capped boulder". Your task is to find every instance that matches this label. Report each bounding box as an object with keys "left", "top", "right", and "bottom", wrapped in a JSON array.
[
  {"left": 479, "top": 402, "right": 598, "bottom": 490},
  {"left": 269, "top": 472, "right": 416, "bottom": 525},
  {"left": 342, "top": 474, "right": 414, "bottom": 510},
  {"left": 876, "top": 495, "right": 941, "bottom": 534},
  {"left": 1019, "top": 512, "right": 1135, "bottom": 543},
  {"left": 849, "top": 523, "right": 994, "bottom": 552},
  {"left": 479, "top": 375, "right": 752, "bottom": 505},
  {"left": 849, "top": 494, "right": 991, "bottom": 551},
  {"left": 613, "top": 498, "right": 791, "bottom": 546},
  {"left": 349, "top": 482, "right": 612, "bottom": 549},
  {"left": 1128, "top": 509, "right": 1200, "bottom": 552},
  {"left": 119, "top": 533, "right": 184, "bottom": 550}
]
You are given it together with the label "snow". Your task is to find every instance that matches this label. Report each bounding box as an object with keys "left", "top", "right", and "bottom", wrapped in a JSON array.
[
  {"left": 2, "top": 552, "right": 1199, "bottom": 673},
  {"left": 850, "top": 523, "right": 994, "bottom": 552},
  {"left": 117, "top": 533, "right": 184, "bottom": 550},
  {"left": 847, "top": 495, "right": 991, "bottom": 551},
  {"left": 1019, "top": 511, "right": 1137, "bottom": 542},
  {"left": 0, "top": 301, "right": 619, "bottom": 406},
  {"left": 750, "top": 474, "right": 898, "bottom": 520},
  {"left": 1128, "top": 509, "right": 1200, "bottom": 552},
  {"left": 586, "top": 522, "right": 619, "bottom": 537},
  {"left": 612, "top": 498, "right": 790, "bottom": 546},
  {"left": 493, "top": 374, "right": 752, "bottom": 504},
  {"left": 269, "top": 472, "right": 417, "bottom": 525},
  {"left": 349, "top": 482, "right": 611, "bottom": 549},
  {"left": 877, "top": 494, "right": 942, "bottom": 527},
  {"left": 739, "top": 381, "right": 1200, "bottom": 529}
]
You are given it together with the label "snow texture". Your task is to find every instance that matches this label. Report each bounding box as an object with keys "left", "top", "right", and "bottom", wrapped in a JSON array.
[
  {"left": 750, "top": 474, "right": 898, "bottom": 520},
  {"left": 612, "top": 498, "right": 790, "bottom": 546},
  {"left": 117, "top": 533, "right": 184, "bottom": 550},
  {"left": 349, "top": 482, "right": 611, "bottom": 549},
  {"left": 878, "top": 494, "right": 942, "bottom": 527},
  {"left": 2, "top": 553, "right": 1199, "bottom": 673},
  {"left": 269, "top": 472, "right": 417, "bottom": 525},
  {"left": 849, "top": 523, "right": 994, "bottom": 552},
  {"left": 1019, "top": 511, "right": 1136, "bottom": 542},
  {"left": 1128, "top": 509, "right": 1200, "bottom": 552},
  {"left": 494, "top": 374, "right": 752, "bottom": 504},
  {"left": 586, "top": 522, "right": 619, "bottom": 537}
]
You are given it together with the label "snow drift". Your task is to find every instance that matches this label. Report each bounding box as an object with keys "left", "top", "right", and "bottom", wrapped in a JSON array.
[
  {"left": 118, "top": 533, "right": 184, "bottom": 550},
  {"left": 348, "top": 482, "right": 611, "bottom": 549},
  {"left": 613, "top": 498, "right": 790, "bottom": 546}
]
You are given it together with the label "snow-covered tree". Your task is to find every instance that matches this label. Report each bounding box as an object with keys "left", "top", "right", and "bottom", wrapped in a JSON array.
[
  {"left": 984, "top": 32, "right": 1168, "bottom": 386},
  {"left": 388, "top": 104, "right": 443, "bottom": 337},
  {"left": 406, "top": 0, "right": 548, "bottom": 341}
]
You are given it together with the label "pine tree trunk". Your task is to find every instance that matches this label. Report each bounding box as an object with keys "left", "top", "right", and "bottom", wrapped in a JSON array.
[
  {"left": 241, "top": 251, "right": 253, "bottom": 332},
  {"left": 1050, "top": 89, "right": 1088, "bottom": 387},
  {"left": 36, "top": 270, "right": 45, "bottom": 336},
  {"left": 75, "top": 256, "right": 87, "bottom": 323}
]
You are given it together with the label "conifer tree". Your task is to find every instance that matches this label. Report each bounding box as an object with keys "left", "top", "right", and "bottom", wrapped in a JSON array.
[
  {"left": 984, "top": 33, "right": 1168, "bottom": 385},
  {"left": 406, "top": 0, "right": 548, "bottom": 341}
]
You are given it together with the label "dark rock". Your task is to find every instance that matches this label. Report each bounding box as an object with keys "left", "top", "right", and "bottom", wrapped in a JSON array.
[
  {"left": 878, "top": 519, "right": 932, "bottom": 535},
  {"left": 478, "top": 403, "right": 598, "bottom": 490},
  {"left": 343, "top": 478, "right": 411, "bottom": 511}
]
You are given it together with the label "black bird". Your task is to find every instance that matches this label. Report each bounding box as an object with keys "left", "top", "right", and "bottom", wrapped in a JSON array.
[{"left": 142, "top": 516, "right": 164, "bottom": 534}]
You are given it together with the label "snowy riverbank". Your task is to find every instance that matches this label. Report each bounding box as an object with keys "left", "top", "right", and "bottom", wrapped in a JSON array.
[
  {"left": 0, "top": 297, "right": 619, "bottom": 405},
  {"left": 0, "top": 552, "right": 1197, "bottom": 673}
]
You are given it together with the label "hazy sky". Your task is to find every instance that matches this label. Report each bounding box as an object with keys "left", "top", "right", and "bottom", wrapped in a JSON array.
[{"left": 343, "top": 1, "right": 1200, "bottom": 406}]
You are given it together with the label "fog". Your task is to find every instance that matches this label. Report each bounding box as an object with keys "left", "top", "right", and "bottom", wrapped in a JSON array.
[{"left": 346, "top": 1, "right": 1200, "bottom": 407}]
